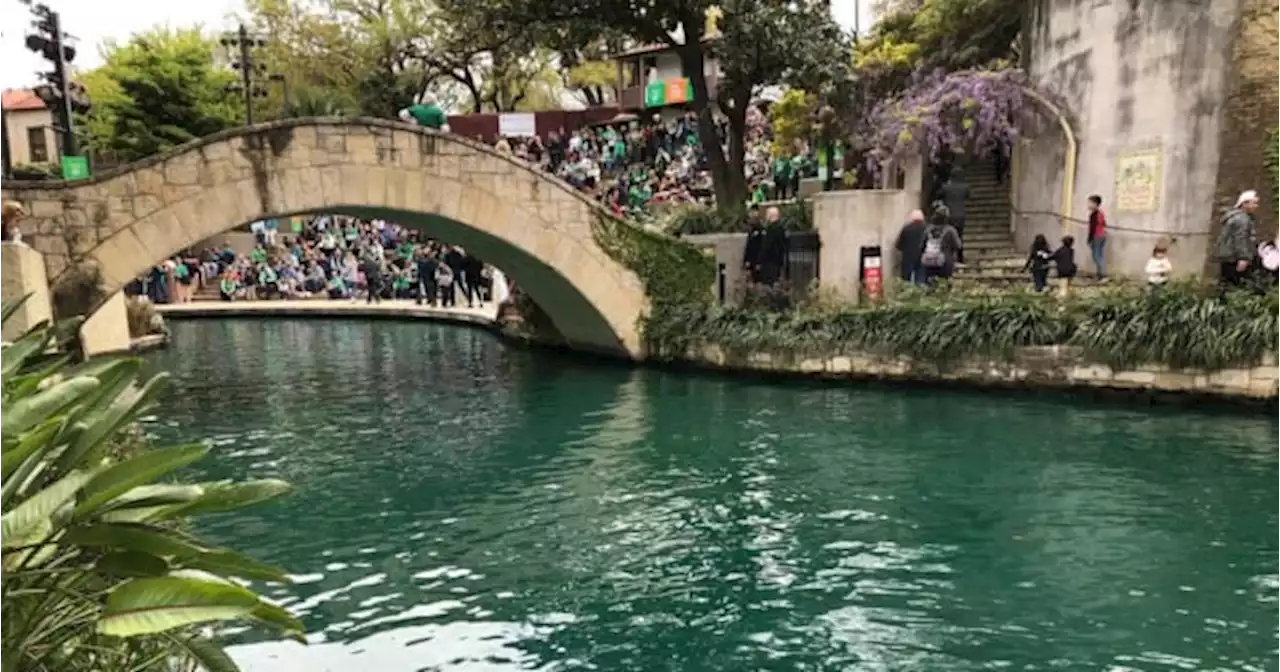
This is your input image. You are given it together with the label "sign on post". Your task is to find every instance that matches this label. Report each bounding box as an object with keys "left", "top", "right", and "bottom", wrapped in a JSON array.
[
  {"left": 61, "top": 155, "right": 89, "bottom": 181},
  {"left": 644, "top": 82, "right": 666, "bottom": 108}
]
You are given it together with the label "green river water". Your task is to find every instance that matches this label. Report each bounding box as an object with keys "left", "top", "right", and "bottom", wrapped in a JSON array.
[{"left": 144, "top": 319, "right": 1278, "bottom": 672}]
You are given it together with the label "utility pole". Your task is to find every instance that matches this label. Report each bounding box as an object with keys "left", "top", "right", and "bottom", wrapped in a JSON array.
[
  {"left": 23, "top": 3, "right": 89, "bottom": 162},
  {"left": 221, "top": 25, "right": 284, "bottom": 125}
]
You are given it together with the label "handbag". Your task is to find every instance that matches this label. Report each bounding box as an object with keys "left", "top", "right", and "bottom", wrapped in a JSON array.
[{"left": 1259, "top": 236, "right": 1280, "bottom": 271}]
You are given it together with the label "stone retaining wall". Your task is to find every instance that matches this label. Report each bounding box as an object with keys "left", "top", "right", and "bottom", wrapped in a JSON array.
[{"left": 691, "top": 345, "right": 1279, "bottom": 401}]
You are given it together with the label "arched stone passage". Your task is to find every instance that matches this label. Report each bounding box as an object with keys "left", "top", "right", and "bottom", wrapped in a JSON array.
[{"left": 0, "top": 118, "right": 650, "bottom": 357}]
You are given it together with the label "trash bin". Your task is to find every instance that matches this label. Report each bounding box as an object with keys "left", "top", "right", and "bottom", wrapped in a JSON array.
[{"left": 859, "top": 245, "right": 883, "bottom": 302}]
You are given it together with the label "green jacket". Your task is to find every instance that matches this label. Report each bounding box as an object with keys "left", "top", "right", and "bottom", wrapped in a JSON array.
[{"left": 406, "top": 104, "right": 447, "bottom": 130}]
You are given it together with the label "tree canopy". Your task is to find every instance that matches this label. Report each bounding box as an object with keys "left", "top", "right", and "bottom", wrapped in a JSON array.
[
  {"left": 854, "top": 0, "right": 1023, "bottom": 98},
  {"left": 244, "top": 0, "right": 607, "bottom": 115},
  {"left": 78, "top": 28, "right": 240, "bottom": 164},
  {"left": 448, "top": 0, "right": 852, "bottom": 205}
]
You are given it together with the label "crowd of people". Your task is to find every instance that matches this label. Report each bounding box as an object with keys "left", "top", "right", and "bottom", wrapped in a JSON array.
[
  {"left": 400, "top": 91, "right": 820, "bottom": 219},
  {"left": 489, "top": 109, "right": 819, "bottom": 218},
  {"left": 891, "top": 189, "right": 1278, "bottom": 294},
  {"left": 126, "top": 216, "right": 510, "bottom": 309}
]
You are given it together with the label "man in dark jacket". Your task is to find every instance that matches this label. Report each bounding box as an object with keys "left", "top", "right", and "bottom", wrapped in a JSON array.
[
  {"left": 415, "top": 248, "right": 439, "bottom": 306},
  {"left": 758, "top": 206, "right": 789, "bottom": 287},
  {"left": 895, "top": 209, "right": 928, "bottom": 284},
  {"left": 1214, "top": 190, "right": 1259, "bottom": 291},
  {"left": 463, "top": 253, "right": 485, "bottom": 307},
  {"left": 936, "top": 169, "right": 971, "bottom": 263},
  {"left": 444, "top": 245, "right": 466, "bottom": 307}
]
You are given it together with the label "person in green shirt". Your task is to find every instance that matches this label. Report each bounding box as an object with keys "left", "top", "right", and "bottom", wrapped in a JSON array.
[
  {"left": 773, "top": 155, "right": 794, "bottom": 200},
  {"left": 249, "top": 246, "right": 267, "bottom": 264},
  {"left": 172, "top": 261, "right": 192, "bottom": 303},
  {"left": 326, "top": 275, "right": 348, "bottom": 300},
  {"left": 257, "top": 264, "right": 278, "bottom": 297},
  {"left": 398, "top": 93, "right": 450, "bottom": 131},
  {"left": 392, "top": 269, "right": 412, "bottom": 298},
  {"left": 218, "top": 272, "right": 239, "bottom": 302}
]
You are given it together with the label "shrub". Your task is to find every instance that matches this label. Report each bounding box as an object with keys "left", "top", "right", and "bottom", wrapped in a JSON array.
[
  {"left": 1, "top": 296, "right": 302, "bottom": 672},
  {"left": 665, "top": 200, "right": 814, "bottom": 236},
  {"left": 642, "top": 281, "right": 1278, "bottom": 371},
  {"left": 125, "top": 297, "right": 166, "bottom": 338}
]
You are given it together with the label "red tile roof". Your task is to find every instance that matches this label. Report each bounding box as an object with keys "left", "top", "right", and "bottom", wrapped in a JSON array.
[{"left": 2, "top": 89, "right": 46, "bottom": 112}]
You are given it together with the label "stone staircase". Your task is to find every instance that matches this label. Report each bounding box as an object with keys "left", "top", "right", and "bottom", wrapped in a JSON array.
[
  {"left": 949, "top": 157, "right": 1024, "bottom": 286},
  {"left": 193, "top": 280, "right": 221, "bottom": 301}
]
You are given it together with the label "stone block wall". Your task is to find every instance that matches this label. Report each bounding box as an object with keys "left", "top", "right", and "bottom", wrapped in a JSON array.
[
  {"left": 0, "top": 119, "right": 655, "bottom": 358},
  {"left": 692, "top": 345, "right": 1279, "bottom": 402},
  {"left": 1211, "top": 0, "right": 1279, "bottom": 248}
]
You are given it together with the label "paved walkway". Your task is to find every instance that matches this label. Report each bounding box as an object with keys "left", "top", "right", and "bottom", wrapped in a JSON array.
[{"left": 156, "top": 300, "right": 497, "bottom": 326}]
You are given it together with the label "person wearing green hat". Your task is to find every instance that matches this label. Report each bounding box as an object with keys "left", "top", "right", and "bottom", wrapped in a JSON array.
[{"left": 398, "top": 93, "right": 450, "bottom": 132}]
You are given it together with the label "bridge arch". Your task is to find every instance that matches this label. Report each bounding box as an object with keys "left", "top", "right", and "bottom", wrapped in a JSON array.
[{"left": 1, "top": 118, "right": 650, "bottom": 357}]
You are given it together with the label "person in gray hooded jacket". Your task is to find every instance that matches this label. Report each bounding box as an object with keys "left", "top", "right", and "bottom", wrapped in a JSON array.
[{"left": 1213, "top": 190, "right": 1259, "bottom": 290}]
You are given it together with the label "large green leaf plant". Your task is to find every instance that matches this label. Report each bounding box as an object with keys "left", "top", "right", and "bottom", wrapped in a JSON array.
[{"left": 1, "top": 297, "right": 302, "bottom": 672}]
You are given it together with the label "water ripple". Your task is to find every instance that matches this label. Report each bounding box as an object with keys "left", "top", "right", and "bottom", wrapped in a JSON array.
[{"left": 141, "top": 319, "right": 1280, "bottom": 672}]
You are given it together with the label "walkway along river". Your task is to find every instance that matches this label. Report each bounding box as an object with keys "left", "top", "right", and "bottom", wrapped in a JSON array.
[{"left": 144, "top": 318, "right": 1278, "bottom": 671}]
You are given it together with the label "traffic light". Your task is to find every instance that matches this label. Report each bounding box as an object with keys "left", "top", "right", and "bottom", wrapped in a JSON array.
[
  {"left": 23, "top": 3, "right": 84, "bottom": 157},
  {"left": 221, "top": 25, "right": 273, "bottom": 124}
]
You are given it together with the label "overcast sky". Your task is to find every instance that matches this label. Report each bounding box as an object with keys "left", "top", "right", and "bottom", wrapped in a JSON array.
[{"left": 0, "top": 0, "right": 876, "bottom": 91}]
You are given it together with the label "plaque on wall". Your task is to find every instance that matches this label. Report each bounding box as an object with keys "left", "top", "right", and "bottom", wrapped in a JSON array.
[{"left": 1114, "top": 148, "right": 1164, "bottom": 214}]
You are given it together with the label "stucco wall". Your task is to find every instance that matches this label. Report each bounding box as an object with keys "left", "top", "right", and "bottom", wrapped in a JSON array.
[
  {"left": 80, "top": 291, "right": 131, "bottom": 356},
  {"left": 1, "top": 242, "right": 52, "bottom": 341},
  {"left": 1018, "top": 0, "right": 1244, "bottom": 278},
  {"left": 683, "top": 233, "right": 749, "bottom": 305},
  {"left": 813, "top": 186, "right": 920, "bottom": 302}
]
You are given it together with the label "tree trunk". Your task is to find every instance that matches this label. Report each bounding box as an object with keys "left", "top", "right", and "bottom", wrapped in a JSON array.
[
  {"left": 725, "top": 84, "right": 751, "bottom": 203},
  {"left": 458, "top": 71, "right": 483, "bottom": 113},
  {"left": 678, "top": 45, "right": 745, "bottom": 208}
]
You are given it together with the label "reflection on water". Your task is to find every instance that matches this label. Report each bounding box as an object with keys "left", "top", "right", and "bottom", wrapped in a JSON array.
[{"left": 145, "top": 319, "right": 1279, "bottom": 671}]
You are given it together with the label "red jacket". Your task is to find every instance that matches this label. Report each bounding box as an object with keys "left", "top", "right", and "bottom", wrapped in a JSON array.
[{"left": 1087, "top": 209, "right": 1107, "bottom": 242}]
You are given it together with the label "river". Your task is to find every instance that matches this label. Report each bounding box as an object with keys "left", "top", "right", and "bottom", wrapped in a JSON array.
[{"left": 143, "top": 319, "right": 1278, "bottom": 672}]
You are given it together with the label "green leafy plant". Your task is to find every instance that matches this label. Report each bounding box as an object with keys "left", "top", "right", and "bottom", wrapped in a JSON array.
[
  {"left": 665, "top": 201, "right": 814, "bottom": 236},
  {"left": 9, "top": 164, "right": 59, "bottom": 181},
  {"left": 641, "top": 280, "right": 1278, "bottom": 371},
  {"left": 1070, "top": 280, "right": 1277, "bottom": 371},
  {"left": 1, "top": 296, "right": 301, "bottom": 672},
  {"left": 124, "top": 298, "right": 167, "bottom": 339},
  {"left": 590, "top": 215, "right": 717, "bottom": 351}
]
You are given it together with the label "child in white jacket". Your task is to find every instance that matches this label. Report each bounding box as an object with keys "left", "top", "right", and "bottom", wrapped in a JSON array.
[{"left": 1145, "top": 242, "right": 1173, "bottom": 286}]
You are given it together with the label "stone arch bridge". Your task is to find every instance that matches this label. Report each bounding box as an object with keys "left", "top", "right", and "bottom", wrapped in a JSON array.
[{"left": 1, "top": 118, "right": 660, "bottom": 357}]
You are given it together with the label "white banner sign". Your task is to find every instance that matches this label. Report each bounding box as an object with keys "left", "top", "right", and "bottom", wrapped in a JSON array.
[{"left": 498, "top": 113, "right": 536, "bottom": 137}]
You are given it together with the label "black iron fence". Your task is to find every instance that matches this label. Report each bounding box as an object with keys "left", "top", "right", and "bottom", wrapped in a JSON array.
[
  {"left": 786, "top": 231, "right": 821, "bottom": 299},
  {"left": 715, "top": 230, "right": 822, "bottom": 306}
]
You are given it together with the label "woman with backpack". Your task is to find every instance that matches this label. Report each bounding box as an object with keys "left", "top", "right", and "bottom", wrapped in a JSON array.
[{"left": 920, "top": 210, "right": 962, "bottom": 285}]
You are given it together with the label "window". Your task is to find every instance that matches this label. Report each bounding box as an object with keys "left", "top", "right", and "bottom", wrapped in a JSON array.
[
  {"left": 642, "top": 57, "right": 658, "bottom": 83},
  {"left": 625, "top": 59, "right": 640, "bottom": 88},
  {"left": 27, "top": 127, "right": 48, "bottom": 164}
]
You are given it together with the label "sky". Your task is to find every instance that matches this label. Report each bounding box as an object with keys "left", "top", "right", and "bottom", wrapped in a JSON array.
[{"left": 0, "top": 0, "right": 876, "bottom": 91}]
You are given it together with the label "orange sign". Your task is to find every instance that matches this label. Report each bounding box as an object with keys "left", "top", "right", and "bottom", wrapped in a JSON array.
[{"left": 665, "top": 78, "right": 689, "bottom": 105}]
